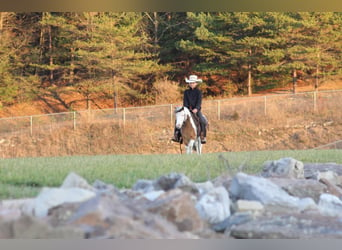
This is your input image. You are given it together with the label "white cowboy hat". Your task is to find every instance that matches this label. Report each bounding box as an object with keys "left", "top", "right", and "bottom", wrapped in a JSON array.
[{"left": 185, "top": 75, "right": 203, "bottom": 83}]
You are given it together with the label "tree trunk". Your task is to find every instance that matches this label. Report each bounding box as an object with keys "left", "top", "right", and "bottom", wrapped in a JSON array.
[
  {"left": 112, "top": 70, "right": 118, "bottom": 110},
  {"left": 70, "top": 47, "right": 75, "bottom": 85},
  {"left": 153, "top": 12, "right": 158, "bottom": 54},
  {"left": 247, "top": 48, "right": 252, "bottom": 96},
  {"left": 48, "top": 25, "right": 53, "bottom": 83},
  {"left": 315, "top": 53, "right": 320, "bottom": 91}
]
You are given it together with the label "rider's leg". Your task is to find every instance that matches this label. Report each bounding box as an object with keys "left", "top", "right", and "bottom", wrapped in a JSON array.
[
  {"left": 197, "top": 111, "right": 207, "bottom": 143},
  {"left": 171, "top": 126, "right": 181, "bottom": 142}
]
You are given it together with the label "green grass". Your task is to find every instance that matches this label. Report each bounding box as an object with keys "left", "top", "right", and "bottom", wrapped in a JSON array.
[{"left": 1, "top": 149, "right": 342, "bottom": 199}]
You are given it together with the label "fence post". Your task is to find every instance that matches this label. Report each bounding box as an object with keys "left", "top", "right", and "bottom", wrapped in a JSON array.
[
  {"left": 170, "top": 104, "right": 173, "bottom": 126},
  {"left": 264, "top": 96, "right": 267, "bottom": 116},
  {"left": 73, "top": 112, "right": 76, "bottom": 130},
  {"left": 30, "top": 116, "right": 33, "bottom": 136},
  {"left": 313, "top": 91, "right": 317, "bottom": 112},
  {"left": 217, "top": 100, "right": 221, "bottom": 120},
  {"left": 123, "top": 108, "right": 126, "bottom": 127}
]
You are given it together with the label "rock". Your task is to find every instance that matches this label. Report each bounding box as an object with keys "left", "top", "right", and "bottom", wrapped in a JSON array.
[
  {"left": 132, "top": 179, "right": 155, "bottom": 193},
  {"left": 61, "top": 172, "right": 95, "bottom": 192},
  {"left": 145, "top": 189, "right": 205, "bottom": 233},
  {"left": 261, "top": 157, "right": 304, "bottom": 178},
  {"left": 268, "top": 178, "right": 327, "bottom": 203},
  {"left": 154, "top": 173, "right": 193, "bottom": 191},
  {"left": 230, "top": 172, "right": 314, "bottom": 212},
  {"left": 92, "top": 179, "right": 117, "bottom": 193},
  {"left": 195, "top": 186, "right": 231, "bottom": 224},
  {"left": 211, "top": 212, "right": 254, "bottom": 233},
  {"left": 67, "top": 192, "right": 198, "bottom": 239},
  {"left": 317, "top": 171, "right": 340, "bottom": 185},
  {"left": 319, "top": 178, "right": 342, "bottom": 198},
  {"left": 230, "top": 212, "right": 342, "bottom": 238},
  {"left": 234, "top": 200, "right": 264, "bottom": 214},
  {"left": 1, "top": 198, "right": 35, "bottom": 216},
  {"left": 318, "top": 193, "right": 342, "bottom": 217},
  {"left": 304, "top": 163, "right": 342, "bottom": 179},
  {"left": 140, "top": 190, "right": 165, "bottom": 201},
  {"left": 1, "top": 215, "right": 84, "bottom": 239},
  {"left": 27, "top": 187, "right": 96, "bottom": 217}
]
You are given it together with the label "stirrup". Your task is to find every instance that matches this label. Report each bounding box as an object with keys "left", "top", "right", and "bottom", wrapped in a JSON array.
[{"left": 171, "top": 138, "right": 179, "bottom": 142}]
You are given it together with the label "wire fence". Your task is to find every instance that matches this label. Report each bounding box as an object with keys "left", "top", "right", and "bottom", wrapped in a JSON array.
[{"left": 1, "top": 89, "right": 342, "bottom": 137}]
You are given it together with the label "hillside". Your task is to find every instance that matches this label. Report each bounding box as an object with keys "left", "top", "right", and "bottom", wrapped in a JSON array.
[{"left": 1, "top": 79, "right": 342, "bottom": 158}]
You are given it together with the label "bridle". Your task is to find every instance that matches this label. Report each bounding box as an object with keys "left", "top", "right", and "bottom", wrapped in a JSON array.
[{"left": 175, "top": 107, "right": 189, "bottom": 129}]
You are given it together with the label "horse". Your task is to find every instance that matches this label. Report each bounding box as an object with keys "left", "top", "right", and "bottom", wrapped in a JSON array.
[{"left": 174, "top": 106, "right": 202, "bottom": 154}]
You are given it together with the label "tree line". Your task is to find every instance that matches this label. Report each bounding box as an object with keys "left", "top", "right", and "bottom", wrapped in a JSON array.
[{"left": 0, "top": 12, "right": 341, "bottom": 108}]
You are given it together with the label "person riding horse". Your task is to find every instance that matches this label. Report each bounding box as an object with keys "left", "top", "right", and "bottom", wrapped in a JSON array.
[{"left": 172, "top": 74, "right": 207, "bottom": 144}]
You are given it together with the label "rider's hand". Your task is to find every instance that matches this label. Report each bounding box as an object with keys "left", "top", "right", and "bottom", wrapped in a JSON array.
[{"left": 192, "top": 108, "right": 198, "bottom": 114}]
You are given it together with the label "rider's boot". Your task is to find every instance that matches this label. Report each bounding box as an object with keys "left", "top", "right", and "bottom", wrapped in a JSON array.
[
  {"left": 171, "top": 129, "right": 180, "bottom": 142},
  {"left": 200, "top": 129, "right": 207, "bottom": 144}
]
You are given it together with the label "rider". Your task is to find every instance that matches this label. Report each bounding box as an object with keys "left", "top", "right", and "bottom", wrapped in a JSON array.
[{"left": 171, "top": 74, "right": 207, "bottom": 144}]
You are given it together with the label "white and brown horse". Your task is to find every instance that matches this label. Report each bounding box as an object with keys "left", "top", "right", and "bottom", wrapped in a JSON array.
[{"left": 174, "top": 106, "right": 202, "bottom": 154}]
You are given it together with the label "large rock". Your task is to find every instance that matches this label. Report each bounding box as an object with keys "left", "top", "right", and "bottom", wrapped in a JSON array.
[
  {"left": 195, "top": 186, "right": 231, "bottom": 224},
  {"left": 154, "top": 172, "right": 193, "bottom": 191},
  {"left": 304, "top": 163, "right": 342, "bottom": 179},
  {"left": 268, "top": 178, "right": 327, "bottom": 203},
  {"left": 0, "top": 215, "right": 84, "bottom": 239},
  {"left": 230, "top": 213, "right": 342, "bottom": 238},
  {"left": 61, "top": 172, "right": 95, "bottom": 192},
  {"left": 318, "top": 193, "right": 342, "bottom": 217},
  {"left": 319, "top": 178, "right": 342, "bottom": 198},
  {"left": 261, "top": 157, "right": 304, "bottom": 178},
  {"left": 66, "top": 192, "right": 198, "bottom": 239},
  {"left": 229, "top": 172, "right": 315, "bottom": 212},
  {"left": 25, "top": 187, "right": 96, "bottom": 217},
  {"left": 144, "top": 189, "right": 205, "bottom": 232}
]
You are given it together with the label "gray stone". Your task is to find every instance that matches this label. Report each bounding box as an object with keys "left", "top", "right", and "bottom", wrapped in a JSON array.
[
  {"left": 196, "top": 186, "right": 231, "bottom": 224},
  {"left": 262, "top": 157, "right": 304, "bottom": 178},
  {"left": 61, "top": 172, "right": 95, "bottom": 192},
  {"left": 145, "top": 189, "right": 205, "bottom": 233},
  {"left": 27, "top": 187, "right": 96, "bottom": 217},
  {"left": 230, "top": 213, "right": 342, "bottom": 238},
  {"left": 269, "top": 178, "right": 327, "bottom": 203},
  {"left": 230, "top": 172, "right": 313, "bottom": 212},
  {"left": 318, "top": 193, "right": 342, "bottom": 217}
]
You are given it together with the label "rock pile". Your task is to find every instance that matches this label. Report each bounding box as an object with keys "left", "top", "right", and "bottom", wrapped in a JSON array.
[{"left": 1, "top": 157, "right": 342, "bottom": 238}]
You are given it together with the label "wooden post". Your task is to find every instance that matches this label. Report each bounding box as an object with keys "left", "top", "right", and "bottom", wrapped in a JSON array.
[
  {"left": 217, "top": 100, "right": 221, "bottom": 120},
  {"left": 313, "top": 91, "right": 317, "bottom": 112},
  {"left": 30, "top": 116, "right": 33, "bottom": 136},
  {"left": 123, "top": 108, "right": 126, "bottom": 127},
  {"left": 170, "top": 104, "right": 173, "bottom": 126},
  {"left": 264, "top": 96, "right": 267, "bottom": 116},
  {"left": 73, "top": 112, "right": 76, "bottom": 130}
]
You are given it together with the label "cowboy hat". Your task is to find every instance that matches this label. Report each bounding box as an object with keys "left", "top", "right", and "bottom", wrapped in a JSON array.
[{"left": 185, "top": 75, "right": 203, "bottom": 83}]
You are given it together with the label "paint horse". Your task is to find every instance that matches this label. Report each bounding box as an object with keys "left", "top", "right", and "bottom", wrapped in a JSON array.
[{"left": 174, "top": 106, "right": 202, "bottom": 154}]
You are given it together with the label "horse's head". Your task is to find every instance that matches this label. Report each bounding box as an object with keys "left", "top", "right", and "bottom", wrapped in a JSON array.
[{"left": 174, "top": 106, "right": 189, "bottom": 129}]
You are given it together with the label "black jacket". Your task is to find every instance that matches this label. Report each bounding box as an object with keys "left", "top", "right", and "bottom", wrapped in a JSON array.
[{"left": 183, "top": 87, "right": 202, "bottom": 111}]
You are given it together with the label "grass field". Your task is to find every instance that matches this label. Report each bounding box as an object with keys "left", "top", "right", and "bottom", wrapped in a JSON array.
[{"left": 1, "top": 149, "right": 341, "bottom": 199}]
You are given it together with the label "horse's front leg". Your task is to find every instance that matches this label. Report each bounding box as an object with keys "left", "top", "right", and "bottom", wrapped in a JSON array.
[{"left": 186, "top": 140, "right": 195, "bottom": 154}]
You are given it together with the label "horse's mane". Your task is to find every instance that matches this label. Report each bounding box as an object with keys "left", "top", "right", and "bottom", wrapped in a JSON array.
[{"left": 175, "top": 106, "right": 190, "bottom": 114}]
